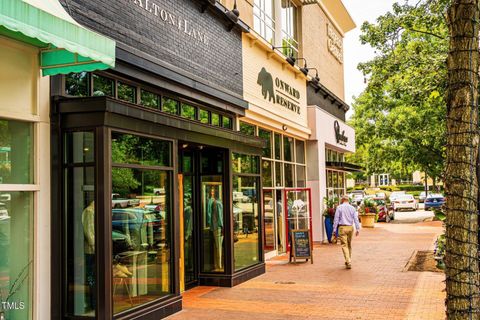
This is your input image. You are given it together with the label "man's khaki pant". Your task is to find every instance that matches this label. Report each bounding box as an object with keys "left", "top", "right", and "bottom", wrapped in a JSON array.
[{"left": 338, "top": 225, "right": 354, "bottom": 264}]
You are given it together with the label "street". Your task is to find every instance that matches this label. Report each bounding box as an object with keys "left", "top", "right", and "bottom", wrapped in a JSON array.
[{"left": 168, "top": 221, "right": 445, "bottom": 320}]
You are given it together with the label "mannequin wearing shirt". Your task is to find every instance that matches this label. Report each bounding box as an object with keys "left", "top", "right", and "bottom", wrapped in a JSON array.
[
  {"left": 81, "top": 201, "right": 96, "bottom": 310},
  {"left": 206, "top": 187, "right": 223, "bottom": 271}
]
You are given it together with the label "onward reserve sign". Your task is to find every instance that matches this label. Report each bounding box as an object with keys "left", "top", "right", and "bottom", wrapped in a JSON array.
[
  {"left": 257, "top": 67, "right": 301, "bottom": 115},
  {"left": 130, "top": 0, "right": 209, "bottom": 45}
]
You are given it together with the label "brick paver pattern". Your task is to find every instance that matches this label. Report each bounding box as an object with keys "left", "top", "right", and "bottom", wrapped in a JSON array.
[{"left": 167, "top": 221, "right": 445, "bottom": 320}]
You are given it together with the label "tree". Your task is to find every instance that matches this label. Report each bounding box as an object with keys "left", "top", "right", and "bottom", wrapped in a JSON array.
[
  {"left": 445, "top": 1, "right": 480, "bottom": 318},
  {"left": 349, "top": 1, "right": 447, "bottom": 184}
]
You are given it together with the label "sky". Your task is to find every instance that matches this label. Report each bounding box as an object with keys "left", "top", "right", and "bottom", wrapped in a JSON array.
[{"left": 342, "top": 0, "right": 399, "bottom": 118}]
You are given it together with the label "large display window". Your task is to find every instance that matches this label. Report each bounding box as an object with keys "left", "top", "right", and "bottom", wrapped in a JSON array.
[
  {"left": 110, "top": 132, "right": 173, "bottom": 314},
  {"left": 0, "top": 119, "right": 34, "bottom": 320}
]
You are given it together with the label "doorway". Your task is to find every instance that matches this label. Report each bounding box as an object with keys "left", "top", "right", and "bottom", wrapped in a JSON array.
[{"left": 179, "top": 145, "right": 227, "bottom": 289}]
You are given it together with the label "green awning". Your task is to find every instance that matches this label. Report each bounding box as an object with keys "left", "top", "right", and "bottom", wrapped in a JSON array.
[{"left": 0, "top": 0, "right": 115, "bottom": 76}]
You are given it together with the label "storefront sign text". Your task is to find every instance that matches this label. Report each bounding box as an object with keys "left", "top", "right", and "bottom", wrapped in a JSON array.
[
  {"left": 257, "top": 67, "right": 301, "bottom": 114},
  {"left": 131, "top": 0, "right": 209, "bottom": 45},
  {"left": 327, "top": 24, "right": 343, "bottom": 63},
  {"left": 334, "top": 120, "right": 348, "bottom": 146}
]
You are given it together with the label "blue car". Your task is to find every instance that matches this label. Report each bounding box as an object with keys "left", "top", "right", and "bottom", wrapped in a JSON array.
[{"left": 424, "top": 194, "right": 445, "bottom": 211}]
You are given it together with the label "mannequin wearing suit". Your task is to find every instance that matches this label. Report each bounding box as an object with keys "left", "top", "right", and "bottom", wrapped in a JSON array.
[{"left": 206, "top": 187, "right": 223, "bottom": 271}]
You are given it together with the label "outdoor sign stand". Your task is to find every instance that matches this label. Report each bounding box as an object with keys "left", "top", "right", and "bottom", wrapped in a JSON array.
[{"left": 289, "top": 229, "right": 313, "bottom": 264}]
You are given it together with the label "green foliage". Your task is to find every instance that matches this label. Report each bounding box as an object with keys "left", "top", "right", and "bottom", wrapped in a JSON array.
[{"left": 349, "top": 0, "right": 448, "bottom": 182}]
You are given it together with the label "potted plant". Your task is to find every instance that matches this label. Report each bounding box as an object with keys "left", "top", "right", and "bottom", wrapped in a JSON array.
[
  {"left": 323, "top": 197, "right": 338, "bottom": 242},
  {"left": 359, "top": 198, "right": 377, "bottom": 228}
]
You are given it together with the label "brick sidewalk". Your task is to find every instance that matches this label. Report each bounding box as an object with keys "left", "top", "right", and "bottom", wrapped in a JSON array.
[{"left": 168, "top": 222, "right": 445, "bottom": 320}]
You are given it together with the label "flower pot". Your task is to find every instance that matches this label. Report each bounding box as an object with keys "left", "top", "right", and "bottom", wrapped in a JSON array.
[
  {"left": 324, "top": 215, "right": 334, "bottom": 243},
  {"left": 360, "top": 213, "right": 376, "bottom": 228}
]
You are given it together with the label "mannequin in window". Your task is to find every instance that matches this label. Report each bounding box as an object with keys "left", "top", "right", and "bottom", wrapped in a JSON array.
[
  {"left": 81, "top": 200, "right": 96, "bottom": 310},
  {"left": 184, "top": 194, "right": 193, "bottom": 271},
  {"left": 206, "top": 187, "right": 223, "bottom": 271}
]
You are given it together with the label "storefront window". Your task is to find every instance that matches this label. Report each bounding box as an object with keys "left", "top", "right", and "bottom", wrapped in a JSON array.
[
  {"left": 112, "top": 132, "right": 171, "bottom": 167},
  {"left": 296, "top": 165, "right": 306, "bottom": 188},
  {"left": 65, "top": 72, "right": 89, "bottom": 97},
  {"left": 199, "top": 109, "right": 210, "bottom": 124},
  {"left": 64, "top": 131, "right": 96, "bottom": 318},
  {"left": 232, "top": 153, "right": 259, "bottom": 174},
  {"left": 117, "top": 82, "right": 136, "bottom": 103},
  {"left": 222, "top": 116, "right": 233, "bottom": 129},
  {"left": 274, "top": 133, "right": 282, "bottom": 160},
  {"left": 327, "top": 170, "right": 346, "bottom": 199},
  {"left": 275, "top": 162, "right": 283, "bottom": 187},
  {"left": 162, "top": 97, "right": 179, "bottom": 115},
  {"left": 92, "top": 74, "right": 114, "bottom": 97},
  {"left": 0, "top": 119, "right": 33, "bottom": 184},
  {"left": 140, "top": 90, "right": 160, "bottom": 109},
  {"left": 211, "top": 113, "right": 220, "bottom": 126},
  {"left": 239, "top": 122, "right": 256, "bottom": 136},
  {"left": 262, "top": 160, "right": 272, "bottom": 188},
  {"left": 295, "top": 140, "right": 305, "bottom": 164},
  {"left": 283, "top": 136, "right": 294, "bottom": 162},
  {"left": 233, "top": 175, "right": 260, "bottom": 270},
  {"left": 0, "top": 192, "right": 33, "bottom": 320},
  {"left": 111, "top": 133, "right": 173, "bottom": 315},
  {"left": 284, "top": 163, "right": 294, "bottom": 187},
  {"left": 181, "top": 103, "right": 196, "bottom": 120},
  {"left": 258, "top": 129, "right": 272, "bottom": 158}
]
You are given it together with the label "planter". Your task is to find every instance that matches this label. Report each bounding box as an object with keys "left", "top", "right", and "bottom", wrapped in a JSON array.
[
  {"left": 324, "top": 215, "right": 334, "bottom": 243},
  {"left": 359, "top": 213, "right": 376, "bottom": 228}
]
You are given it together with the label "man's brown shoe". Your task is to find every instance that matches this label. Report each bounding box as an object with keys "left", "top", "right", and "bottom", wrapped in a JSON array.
[{"left": 346, "top": 263, "right": 352, "bottom": 269}]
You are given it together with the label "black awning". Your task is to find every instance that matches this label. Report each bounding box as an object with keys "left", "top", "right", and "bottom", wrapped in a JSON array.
[{"left": 326, "top": 161, "right": 363, "bottom": 172}]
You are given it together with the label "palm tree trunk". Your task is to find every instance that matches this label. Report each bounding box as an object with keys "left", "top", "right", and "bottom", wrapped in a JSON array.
[{"left": 446, "top": 1, "right": 480, "bottom": 319}]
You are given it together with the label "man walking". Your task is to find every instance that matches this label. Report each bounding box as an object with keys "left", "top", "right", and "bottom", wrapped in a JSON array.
[{"left": 332, "top": 195, "right": 360, "bottom": 269}]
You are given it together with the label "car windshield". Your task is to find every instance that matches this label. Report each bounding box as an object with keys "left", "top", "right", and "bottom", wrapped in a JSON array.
[
  {"left": 427, "top": 194, "right": 444, "bottom": 199},
  {"left": 398, "top": 195, "right": 414, "bottom": 201}
]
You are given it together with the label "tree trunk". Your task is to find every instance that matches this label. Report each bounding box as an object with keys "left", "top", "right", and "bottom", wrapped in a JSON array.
[{"left": 446, "top": 1, "right": 480, "bottom": 319}]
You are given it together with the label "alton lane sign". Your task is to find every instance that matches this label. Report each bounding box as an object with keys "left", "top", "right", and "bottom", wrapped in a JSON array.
[
  {"left": 130, "top": 0, "right": 209, "bottom": 45},
  {"left": 257, "top": 67, "right": 301, "bottom": 114}
]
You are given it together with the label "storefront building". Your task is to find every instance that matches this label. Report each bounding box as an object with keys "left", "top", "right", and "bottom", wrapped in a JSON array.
[
  {"left": 47, "top": 0, "right": 265, "bottom": 319},
  {"left": 0, "top": 1, "right": 115, "bottom": 320}
]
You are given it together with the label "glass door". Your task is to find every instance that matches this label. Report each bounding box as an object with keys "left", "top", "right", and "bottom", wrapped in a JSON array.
[
  {"left": 263, "top": 190, "right": 275, "bottom": 254},
  {"left": 275, "top": 189, "right": 286, "bottom": 254}
]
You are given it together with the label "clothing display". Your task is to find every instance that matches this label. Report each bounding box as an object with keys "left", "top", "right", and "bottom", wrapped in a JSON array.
[
  {"left": 82, "top": 201, "right": 95, "bottom": 255},
  {"left": 206, "top": 195, "right": 223, "bottom": 270}
]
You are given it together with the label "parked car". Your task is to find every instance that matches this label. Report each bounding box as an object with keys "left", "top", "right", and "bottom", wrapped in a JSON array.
[
  {"left": 375, "top": 192, "right": 386, "bottom": 200},
  {"left": 392, "top": 194, "right": 418, "bottom": 211},
  {"left": 233, "top": 191, "right": 249, "bottom": 203},
  {"left": 424, "top": 194, "right": 445, "bottom": 211},
  {"left": 154, "top": 187, "right": 165, "bottom": 195},
  {"left": 418, "top": 191, "right": 427, "bottom": 203},
  {"left": 111, "top": 193, "right": 140, "bottom": 208},
  {"left": 349, "top": 190, "right": 365, "bottom": 205},
  {"left": 389, "top": 191, "right": 406, "bottom": 202}
]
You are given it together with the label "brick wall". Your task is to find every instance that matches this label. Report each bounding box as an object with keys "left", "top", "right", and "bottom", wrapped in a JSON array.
[{"left": 60, "top": 0, "right": 244, "bottom": 96}]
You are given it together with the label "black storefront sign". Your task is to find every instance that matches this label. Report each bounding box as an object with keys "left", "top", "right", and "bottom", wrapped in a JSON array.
[
  {"left": 334, "top": 120, "right": 348, "bottom": 146},
  {"left": 289, "top": 229, "right": 313, "bottom": 264},
  {"left": 257, "top": 67, "right": 301, "bottom": 114}
]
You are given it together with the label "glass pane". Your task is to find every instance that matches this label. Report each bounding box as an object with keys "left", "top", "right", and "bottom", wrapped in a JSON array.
[
  {"left": 162, "top": 97, "right": 179, "bottom": 115},
  {"left": 0, "top": 192, "right": 33, "bottom": 320},
  {"left": 111, "top": 168, "right": 171, "bottom": 314},
  {"left": 65, "top": 166, "right": 96, "bottom": 317},
  {"left": 274, "top": 133, "right": 282, "bottom": 160},
  {"left": 258, "top": 129, "right": 272, "bottom": 158},
  {"left": 233, "top": 176, "right": 259, "bottom": 270},
  {"left": 182, "top": 153, "right": 193, "bottom": 173},
  {"left": 183, "top": 175, "right": 195, "bottom": 284},
  {"left": 0, "top": 119, "right": 33, "bottom": 184},
  {"left": 199, "top": 109, "right": 209, "bottom": 124},
  {"left": 64, "top": 131, "right": 95, "bottom": 164},
  {"left": 117, "top": 82, "right": 136, "bottom": 103},
  {"left": 239, "top": 122, "right": 255, "bottom": 136},
  {"left": 232, "top": 153, "right": 260, "bottom": 174},
  {"left": 295, "top": 140, "right": 305, "bottom": 164},
  {"left": 296, "top": 165, "right": 306, "bottom": 188},
  {"left": 283, "top": 136, "right": 294, "bottom": 162},
  {"left": 111, "top": 132, "right": 171, "bottom": 167},
  {"left": 201, "top": 176, "right": 224, "bottom": 273},
  {"left": 275, "top": 162, "right": 283, "bottom": 187},
  {"left": 211, "top": 113, "right": 220, "bottom": 126},
  {"left": 286, "top": 190, "right": 311, "bottom": 245},
  {"left": 263, "top": 190, "right": 275, "bottom": 254},
  {"left": 201, "top": 150, "right": 223, "bottom": 174},
  {"left": 222, "top": 116, "right": 232, "bottom": 129},
  {"left": 262, "top": 160, "right": 272, "bottom": 188},
  {"left": 140, "top": 90, "right": 160, "bottom": 109},
  {"left": 181, "top": 103, "right": 196, "bottom": 120},
  {"left": 65, "top": 72, "right": 89, "bottom": 97},
  {"left": 284, "top": 163, "right": 294, "bottom": 187},
  {"left": 276, "top": 190, "right": 286, "bottom": 253},
  {"left": 92, "top": 74, "right": 114, "bottom": 97}
]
